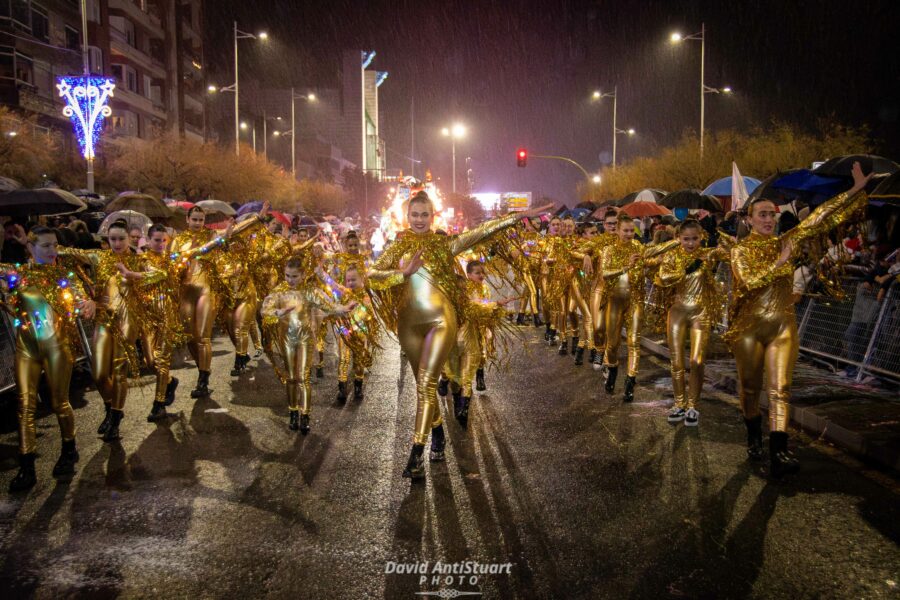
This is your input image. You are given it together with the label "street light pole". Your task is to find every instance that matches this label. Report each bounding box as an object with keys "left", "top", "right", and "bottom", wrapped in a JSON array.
[
  {"left": 612, "top": 86, "right": 618, "bottom": 169},
  {"left": 233, "top": 21, "right": 240, "bottom": 156},
  {"left": 700, "top": 21, "right": 706, "bottom": 157},
  {"left": 451, "top": 137, "right": 457, "bottom": 194},
  {"left": 262, "top": 110, "right": 267, "bottom": 159},
  {"left": 80, "top": 0, "right": 94, "bottom": 191},
  {"left": 291, "top": 87, "right": 296, "bottom": 180}
]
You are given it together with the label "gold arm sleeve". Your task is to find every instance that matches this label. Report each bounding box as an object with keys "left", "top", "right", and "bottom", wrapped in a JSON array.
[
  {"left": 731, "top": 244, "right": 793, "bottom": 293},
  {"left": 655, "top": 253, "right": 684, "bottom": 288},
  {"left": 449, "top": 213, "right": 522, "bottom": 256},
  {"left": 786, "top": 191, "right": 867, "bottom": 245}
]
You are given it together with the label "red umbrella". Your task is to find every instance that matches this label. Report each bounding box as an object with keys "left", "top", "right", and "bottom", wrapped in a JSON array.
[
  {"left": 621, "top": 202, "right": 672, "bottom": 218},
  {"left": 270, "top": 211, "right": 292, "bottom": 227}
]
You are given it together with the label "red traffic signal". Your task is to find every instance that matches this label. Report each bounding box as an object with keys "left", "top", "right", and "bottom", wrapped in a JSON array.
[{"left": 516, "top": 148, "right": 527, "bottom": 167}]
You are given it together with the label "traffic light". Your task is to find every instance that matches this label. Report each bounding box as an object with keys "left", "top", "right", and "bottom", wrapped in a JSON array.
[{"left": 516, "top": 148, "right": 527, "bottom": 168}]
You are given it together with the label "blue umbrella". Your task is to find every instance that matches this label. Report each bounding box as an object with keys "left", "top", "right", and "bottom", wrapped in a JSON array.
[
  {"left": 702, "top": 176, "right": 762, "bottom": 197},
  {"left": 236, "top": 200, "right": 264, "bottom": 216}
]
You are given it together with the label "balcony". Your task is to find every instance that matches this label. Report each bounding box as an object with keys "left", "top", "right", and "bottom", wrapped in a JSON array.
[
  {"left": 113, "top": 86, "right": 167, "bottom": 121},
  {"left": 108, "top": 0, "right": 164, "bottom": 38},
  {"left": 109, "top": 28, "right": 165, "bottom": 79}
]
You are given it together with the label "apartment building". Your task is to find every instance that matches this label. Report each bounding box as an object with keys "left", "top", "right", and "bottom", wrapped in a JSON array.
[{"left": 0, "top": 0, "right": 206, "bottom": 143}]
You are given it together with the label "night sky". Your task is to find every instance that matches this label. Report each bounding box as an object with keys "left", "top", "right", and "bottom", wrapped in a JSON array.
[{"left": 205, "top": 0, "right": 900, "bottom": 203}]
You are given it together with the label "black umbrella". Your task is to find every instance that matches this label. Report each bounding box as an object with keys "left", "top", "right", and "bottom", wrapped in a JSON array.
[
  {"left": 868, "top": 171, "right": 900, "bottom": 205},
  {"left": 811, "top": 154, "right": 899, "bottom": 178},
  {"left": 0, "top": 188, "right": 86, "bottom": 218},
  {"left": 620, "top": 188, "right": 668, "bottom": 205},
  {"left": 659, "top": 190, "right": 722, "bottom": 211}
]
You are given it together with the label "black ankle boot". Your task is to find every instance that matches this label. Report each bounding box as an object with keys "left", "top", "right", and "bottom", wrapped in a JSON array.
[
  {"left": 9, "top": 453, "right": 37, "bottom": 492},
  {"left": 770, "top": 431, "right": 800, "bottom": 477},
  {"left": 574, "top": 346, "right": 585, "bottom": 366},
  {"left": 315, "top": 366, "right": 324, "bottom": 379},
  {"left": 430, "top": 424, "right": 446, "bottom": 462},
  {"left": 289, "top": 410, "right": 300, "bottom": 431},
  {"left": 402, "top": 444, "right": 426, "bottom": 480},
  {"left": 164, "top": 377, "right": 179, "bottom": 406},
  {"left": 52, "top": 439, "right": 79, "bottom": 477},
  {"left": 558, "top": 339, "right": 569, "bottom": 355},
  {"left": 516, "top": 313, "right": 526, "bottom": 326},
  {"left": 572, "top": 336, "right": 579, "bottom": 350},
  {"left": 353, "top": 379, "right": 364, "bottom": 400},
  {"left": 475, "top": 368, "right": 486, "bottom": 391},
  {"left": 102, "top": 409, "right": 123, "bottom": 442},
  {"left": 191, "top": 371, "right": 211, "bottom": 398},
  {"left": 623, "top": 376, "right": 636, "bottom": 403},
  {"left": 745, "top": 416, "right": 764, "bottom": 461},
  {"left": 230, "top": 353, "right": 249, "bottom": 376},
  {"left": 455, "top": 395, "right": 470, "bottom": 428},
  {"left": 97, "top": 403, "right": 112, "bottom": 435},
  {"left": 589, "top": 348, "right": 596, "bottom": 364},
  {"left": 437, "top": 376, "right": 449, "bottom": 397},
  {"left": 605, "top": 366, "right": 618, "bottom": 393},
  {"left": 533, "top": 314, "right": 543, "bottom": 327},
  {"left": 544, "top": 323, "right": 551, "bottom": 342},
  {"left": 337, "top": 381, "right": 348, "bottom": 402},
  {"left": 147, "top": 401, "right": 168, "bottom": 422},
  {"left": 299, "top": 413, "right": 310, "bottom": 435}
]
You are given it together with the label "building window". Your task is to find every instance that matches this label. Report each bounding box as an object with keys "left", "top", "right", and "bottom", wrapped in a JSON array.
[
  {"left": 14, "top": 50, "right": 32, "bottom": 85},
  {"left": 124, "top": 66, "right": 136, "bottom": 92},
  {"left": 11, "top": 0, "right": 30, "bottom": 32},
  {"left": 0, "top": 46, "right": 14, "bottom": 81},
  {"left": 87, "top": 45, "right": 101, "bottom": 73},
  {"left": 143, "top": 74, "right": 152, "bottom": 99},
  {"left": 65, "top": 26, "right": 80, "bottom": 52},
  {"left": 86, "top": 0, "right": 100, "bottom": 24},
  {"left": 31, "top": 3, "right": 48, "bottom": 42}
]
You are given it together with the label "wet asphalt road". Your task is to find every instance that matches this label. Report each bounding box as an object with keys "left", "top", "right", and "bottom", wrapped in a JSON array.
[{"left": 0, "top": 328, "right": 899, "bottom": 599}]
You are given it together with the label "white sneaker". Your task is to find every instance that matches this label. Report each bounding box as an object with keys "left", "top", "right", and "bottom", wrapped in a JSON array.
[
  {"left": 684, "top": 408, "right": 699, "bottom": 427},
  {"left": 667, "top": 407, "right": 686, "bottom": 423},
  {"left": 592, "top": 354, "right": 603, "bottom": 370}
]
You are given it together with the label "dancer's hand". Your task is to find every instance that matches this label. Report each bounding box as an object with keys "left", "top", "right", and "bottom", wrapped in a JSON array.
[
  {"left": 400, "top": 250, "right": 424, "bottom": 277},
  {"left": 582, "top": 255, "right": 593, "bottom": 275},
  {"left": 776, "top": 240, "right": 793, "bottom": 267},
  {"left": 626, "top": 253, "right": 640, "bottom": 268},
  {"left": 849, "top": 161, "right": 874, "bottom": 194},
  {"left": 77, "top": 298, "right": 96, "bottom": 319},
  {"left": 259, "top": 201, "right": 270, "bottom": 219},
  {"left": 339, "top": 301, "right": 358, "bottom": 314}
]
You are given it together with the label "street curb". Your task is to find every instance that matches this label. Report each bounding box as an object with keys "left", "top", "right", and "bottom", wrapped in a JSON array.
[{"left": 640, "top": 336, "right": 900, "bottom": 473}]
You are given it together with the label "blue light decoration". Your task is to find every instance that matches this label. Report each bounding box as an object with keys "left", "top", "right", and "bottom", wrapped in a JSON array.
[{"left": 56, "top": 76, "right": 116, "bottom": 160}]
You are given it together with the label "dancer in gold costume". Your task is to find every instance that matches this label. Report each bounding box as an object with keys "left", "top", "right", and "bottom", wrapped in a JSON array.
[
  {"left": 540, "top": 217, "right": 562, "bottom": 344},
  {"left": 601, "top": 213, "right": 676, "bottom": 402},
  {"left": 333, "top": 265, "right": 378, "bottom": 402},
  {"left": 368, "top": 191, "right": 550, "bottom": 480},
  {"left": 655, "top": 220, "right": 728, "bottom": 427},
  {"left": 1, "top": 227, "right": 96, "bottom": 491},
  {"left": 170, "top": 204, "right": 266, "bottom": 397},
  {"left": 61, "top": 220, "right": 153, "bottom": 442},
  {"left": 587, "top": 210, "right": 620, "bottom": 369},
  {"left": 728, "top": 162, "right": 871, "bottom": 477},
  {"left": 261, "top": 257, "right": 355, "bottom": 433},
  {"left": 565, "top": 222, "right": 598, "bottom": 365}
]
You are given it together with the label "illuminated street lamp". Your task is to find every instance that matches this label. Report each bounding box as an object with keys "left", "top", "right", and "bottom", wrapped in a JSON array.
[
  {"left": 223, "top": 22, "right": 268, "bottom": 156},
  {"left": 290, "top": 88, "right": 317, "bottom": 180},
  {"left": 442, "top": 122, "right": 467, "bottom": 193},
  {"left": 591, "top": 87, "right": 633, "bottom": 169},
  {"left": 592, "top": 175, "right": 601, "bottom": 184},
  {"left": 669, "top": 23, "right": 730, "bottom": 157}
]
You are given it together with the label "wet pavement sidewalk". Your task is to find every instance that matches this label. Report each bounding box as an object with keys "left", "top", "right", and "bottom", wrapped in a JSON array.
[{"left": 642, "top": 334, "right": 900, "bottom": 473}]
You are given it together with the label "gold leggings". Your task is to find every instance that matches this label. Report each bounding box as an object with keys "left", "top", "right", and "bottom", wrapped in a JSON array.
[
  {"left": 398, "top": 310, "right": 454, "bottom": 445},
  {"left": 92, "top": 317, "right": 138, "bottom": 410},
  {"left": 667, "top": 303, "right": 710, "bottom": 410},
  {"left": 180, "top": 282, "right": 216, "bottom": 371},
  {"left": 603, "top": 291, "right": 642, "bottom": 376},
  {"left": 315, "top": 321, "right": 327, "bottom": 367},
  {"left": 337, "top": 336, "right": 367, "bottom": 382},
  {"left": 16, "top": 334, "right": 76, "bottom": 454},
  {"left": 516, "top": 269, "right": 539, "bottom": 315},
  {"left": 731, "top": 313, "right": 798, "bottom": 432},
  {"left": 225, "top": 294, "right": 258, "bottom": 356},
  {"left": 569, "top": 281, "right": 593, "bottom": 349},
  {"left": 278, "top": 327, "right": 315, "bottom": 414},
  {"left": 540, "top": 273, "right": 553, "bottom": 327},
  {"left": 589, "top": 283, "right": 607, "bottom": 352},
  {"left": 144, "top": 326, "right": 173, "bottom": 403}
]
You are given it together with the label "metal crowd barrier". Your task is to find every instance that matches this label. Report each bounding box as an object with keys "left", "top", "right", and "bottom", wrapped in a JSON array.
[{"left": 643, "top": 269, "right": 899, "bottom": 384}]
